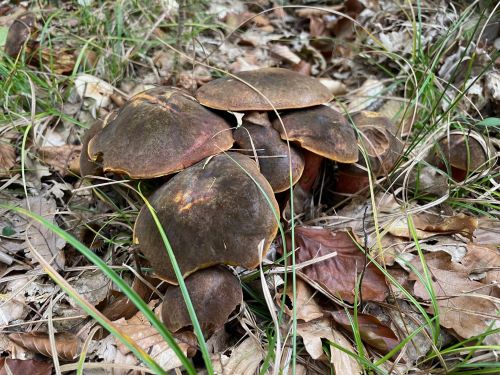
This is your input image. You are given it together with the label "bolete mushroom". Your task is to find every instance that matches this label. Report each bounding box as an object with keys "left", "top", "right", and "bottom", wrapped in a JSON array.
[
  {"left": 195, "top": 67, "right": 332, "bottom": 111},
  {"left": 5, "top": 12, "right": 38, "bottom": 58},
  {"left": 161, "top": 266, "right": 242, "bottom": 339},
  {"left": 233, "top": 123, "right": 305, "bottom": 193},
  {"left": 335, "top": 111, "right": 404, "bottom": 195},
  {"left": 88, "top": 87, "right": 234, "bottom": 179},
  {"left": 434, "top": 131, "right": 495, "bottom": 182},
  {"left": 272, "top": 105, "right": 359, "bottom": 191},
  {"left": 133, "top": 152, "right": 279, "bottom": 283}
]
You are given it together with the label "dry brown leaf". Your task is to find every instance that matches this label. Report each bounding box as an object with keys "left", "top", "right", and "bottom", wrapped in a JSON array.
[
  {"left": 0, "top": 358, "right": 52, "bottom": 375},
  {"left": 409, "top": 252, "right": 499, "bottom": 343},
  {"left": 389, "top": 213, "right": 478, "bottom": 240},
  {"left": 330, "top": 310, "right": 400, "bottom": 355},
  {"left": 297, "top": 318, "right": 361, "bottom": 374},
  {"left": 212, "top": 337, "right": 264, "bottom": 375},
  {"left": 9, "top": 332, "right": 80, "bottom": 361},
  {"left": 39, "top": 48, "right": 75, "bottom": 74},
  {"left": 101, "top": 276, "right": 151, "bottom": 321},
  {"left": 24, "top": 196, "right": 66, "bottom": 269},
  {"left": 38, "top": 144, "right": 81, "bottom": 176},
  {"left": 473, "top": 217, "right": 500, "bottom": 245},
  {"left": 347, "top": 78, "right": 384, "bottom": 112},
  {"left": 0, "top": 143, "right": 16, "bottom": 177},
  {"left": 292, "top": 227, "right": 388, "bottom": 303},
  {"left": 270, "top": 44, "right": 301, "bottom": 65},
  {"left": 462, "top": 243, "right": 500, "bottom": 284},
  {"left": 112, "top": 308, "right": 195, "bottom": 371},
  {"left": 277, "top": 279, "right": 324, "bottom": 322}
]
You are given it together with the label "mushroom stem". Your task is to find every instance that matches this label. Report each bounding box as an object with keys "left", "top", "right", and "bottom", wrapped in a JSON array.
[{"left": 298, "top": 150, "right": 324, "bottom": 192}]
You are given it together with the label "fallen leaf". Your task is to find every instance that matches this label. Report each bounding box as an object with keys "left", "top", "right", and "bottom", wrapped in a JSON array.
[
  {"left": 277, "top": 279, "right": 324, "bottom": 322},
  {"left": 388, "top": 212, "right": 478, "bottom": 240},
  {"left": 0, "top": 143, "right": 16, "bottom": 177},
  {"left": 462, "top": 243, "right": 500, "bottom": 284},
  {"left": 473, "top": 217, "right": 500, "bottom": 245},
  {"left": 347, "top": 78, "right": 385, "bottom": 112},
  {"left": 38, "top": 144, "right": 82, "bottom": 176},
  {"left": 74, "top": 74, "right": 114, "bottom": 115},
  {"left": 292, "top": 227, "right": 388, "bottom": 303},
  {"left": 69, "top": 270, "right": 110, "bottom": 309},
  {"left": 0, "top": 358, "right": 52, "bottom": 375},
  {"left": 24, "top": 196, "right": 66, "bottom": 270},
  {"left": 409, "top": 252, "right": 499, "bottom": 343},
  {"left": 270, "top": 44, "right": 301, "bottom": 64},
  {"left": 110, "top": 307, "right": 195, "bottom": 371},
  {"left": 9, "top": 332, "right": 80, "bottom": 361},
  {"left": 297, "top": 318, "right": 362, "bottom": 374},
  {"left": 0, "top": 280, "right": 27, "bottom": 324},
  {"left": 330, "top": 310, "right": 400, "bottom": 355},
  {"left": 212, "top": 337, "right": 264, "bottom": 375}
]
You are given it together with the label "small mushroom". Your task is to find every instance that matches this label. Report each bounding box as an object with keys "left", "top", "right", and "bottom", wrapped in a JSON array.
[
  {"left": 88, "top": 87, "right": 234, "bottom": 179},
  {"left": 161, "top": 266, "right": 242, "bottom": 339},
  {"left": 272, "top": 105, "right": 358, "bottom": 191},
  {"left": 335, "top": 112, "right": 403, "bottom": 194},
  {"left": 5, "top": 12, "right": 38, "bottom": 58},
  {"left": 434, "top": 131, "right": 495, "bottom": 181},
  {"left": 233, "top": 123, "right": 305, "bottom": 192},
  {"left": 196, "top": 68, "right": 332, "bottom": 111},
  {"left": 133, "top": 152, "right": 279, "bottom": 283}
]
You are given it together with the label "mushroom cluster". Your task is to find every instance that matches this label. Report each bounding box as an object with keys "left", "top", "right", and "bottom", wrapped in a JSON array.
[{"left": 80, "top": 68, "right": 382, "bottom": 338}]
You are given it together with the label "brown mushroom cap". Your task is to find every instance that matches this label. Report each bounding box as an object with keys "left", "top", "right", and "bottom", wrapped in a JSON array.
[
  {"left": 88, "top": 87, "right": 234, "bottom": 179},
  {"left": 345, "top": 111, "right": 404, "bottom": 176},
  {"left": 272, "top": 105, "right": 358, "bottom": 163},
  {"left": 233, "top": 123, "right": 305, "bottom": 192},
  {"left": 437, "top": 133, "right": 492, "bottom": 172},
  {"left": 196, "top": 68, "right": 332, "bottom": 111},
  {"left": 133, "top": 152, "right": 279, "bottom": 283},
  {"left": 5, "top": 12, "right": 37, "bottom": 58},
  {"left": 161, "top": 266, "right": 242, "bottom": 338},
  {"left": 79, "top": 112, "right": 117, "bottom": 177}
]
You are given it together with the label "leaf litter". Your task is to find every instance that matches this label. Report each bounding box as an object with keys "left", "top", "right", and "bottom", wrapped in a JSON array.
[{"left": 0, "top": 0, "right": 499, "bottom": 373}]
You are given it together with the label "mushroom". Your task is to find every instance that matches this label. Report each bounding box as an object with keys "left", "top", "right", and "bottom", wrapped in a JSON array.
[
  {"left": 433, "top": 131, "right": 495, "bottom": 181},
  {"left": 233, "top": 123, "right": 305, "bottom": 193},
  {"left": 196, "top": 67, "right": 332, "bottom": 111},
  {"left": 133, "top": 152, "right": 279, "bottom": 283},
  {"left": 335, "top": 111, "right": 403, "bottom": 194},
  {"left": 5, "top": 12, "right": 38, "bottom": 58},
  {"left": 271, "top": 105, "right": 359, "bottom": 191},
  {"left": 161, "top": 266, "right": 242, "bottom": 339},
  {"left": 87, "top": 87, "right": 234, "bottom": 179}
]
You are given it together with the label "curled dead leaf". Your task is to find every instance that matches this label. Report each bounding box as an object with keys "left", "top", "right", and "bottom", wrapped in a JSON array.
[
  {"left": 276, "top": 279, "right": 324, "bottom": 322},
  {"left": 330, "top": 310, "right": 400, "bottom": 355},
  {"left": 9, "top": 332, "right": 80, "bottom": 362},
  {"left": 291, "top": 227, "right": 388, "bottom": 304}
]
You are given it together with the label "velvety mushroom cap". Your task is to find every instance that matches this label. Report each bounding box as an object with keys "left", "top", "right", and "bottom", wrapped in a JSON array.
[
  {"left": 5, "top": 13, "right": 37, "bottom": 57},
  {"left": 133, "top": 152, "right": 279, "bottom": 283},
  {"left": 437, "top": 133, "right": 491, "bottom": 172},
  {"left": 346, "top": 111, "right": 403, "bottom": 176},
  {"left": 196, "top": 68, "right": 332, "bottom": 111},
  {"left": 272, "top": 105, "right": 358, "bottom": 163},
  {"left": 161, "top": 267, "right": 242, "bottom": 338},
  {"left": 88, "top": 87, "right": 234, "bottom": 179},
  {"left": 79, "top": 112, "right": 117, "bottom": 177},
  {"left": 233, "top": 123, "right": 304, "bottom": 192}
]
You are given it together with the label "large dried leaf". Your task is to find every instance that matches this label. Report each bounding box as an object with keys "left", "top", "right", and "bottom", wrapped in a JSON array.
[
  {"left": 38, "top": 144, "right": 81, "bottom": 176},
  {"left": 293, "top": 227, "right": 388, "bottom": 303},
  {"left": 388, "top": 212, "right": 477, "bottom": 240},
  {"left": 24, "top": 196, "right": 66, "bottom": 269},
  {"left": 330, "top": 310, "right": 400, "bottom": 355},
  {"left": 111, "top": 308, "right": 196, "bottom": 371},
  {"left": 296, "top": 318, "right": 361, "bottom": 374},
  {"left": 0, "top": 358, "right": 52, "bottom": 375},
  {"left": 212, "top": 337, "right": 264, "bottom": 375},
  {"left": 409, "top": 252, "right": 499, "bottom": 343},
  {"left": 9, "top": 332, "right": 80, "bottom": 361},
  {"left": 462, "top": 244, "right": 500, "bottom": 284},
  {"left": 277, "top": 279, "right": 324, "bottom": 322}
]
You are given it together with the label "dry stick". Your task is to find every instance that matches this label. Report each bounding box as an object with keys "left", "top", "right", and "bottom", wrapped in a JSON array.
[{"left": 172, "top": 0, "right": 186, "bottom": 86}]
